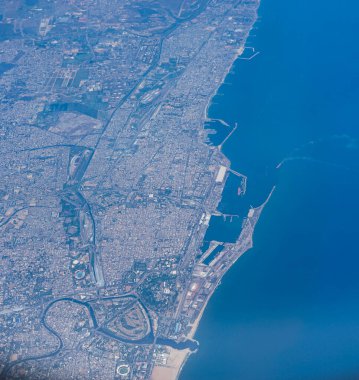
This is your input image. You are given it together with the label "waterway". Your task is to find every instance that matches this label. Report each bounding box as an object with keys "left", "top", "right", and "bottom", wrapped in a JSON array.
[{"left": 181, "top": 0, "right": 359, "bottom": 379}]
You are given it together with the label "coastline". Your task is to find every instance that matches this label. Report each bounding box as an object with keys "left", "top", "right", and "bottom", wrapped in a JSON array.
[
  {"left": 173, "top": 186, "right": 274, "bottom": 380},
  {"left": 180, "top": 0, "right": 359, "bottom": 377},
  {"left": 202, "top": 46, "right": 244, "bottom": 128},
  {"left": 150, "top": 348, "right": 191, "bottom": 380},
  {"left": 151, "top": 5, "right": 262, "bottom": 380},
  {"left": 174, "top": 12, "right": 262, "bottom": 380}
]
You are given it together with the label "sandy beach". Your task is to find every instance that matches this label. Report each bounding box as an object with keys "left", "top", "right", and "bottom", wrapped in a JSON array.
[{"left": 150, "top": 348, "right": 191, "bottom": 380}]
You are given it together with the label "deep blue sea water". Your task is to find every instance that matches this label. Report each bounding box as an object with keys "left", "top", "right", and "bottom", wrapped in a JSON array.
[{"left": 181, "top": 0, "right": 359, "bottom": 379}]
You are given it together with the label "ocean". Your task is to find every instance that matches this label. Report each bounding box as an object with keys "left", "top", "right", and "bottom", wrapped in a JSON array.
[{"left": 181, "top": 0, "right": 359, "bottom": 379}]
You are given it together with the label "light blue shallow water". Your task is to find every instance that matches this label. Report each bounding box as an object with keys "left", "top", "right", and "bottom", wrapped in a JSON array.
[{"left": 181, "top": 0, "right": 359, "bottom": 379}]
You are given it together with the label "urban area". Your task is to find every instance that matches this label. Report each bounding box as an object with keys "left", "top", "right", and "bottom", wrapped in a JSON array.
[{"left": 0, "top": 0, "right": 260, "bottom": 379}]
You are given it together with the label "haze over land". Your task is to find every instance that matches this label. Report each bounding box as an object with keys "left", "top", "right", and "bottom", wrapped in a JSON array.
[{"left": 0, "top": 1, "right": 260, "bottom": 379}]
